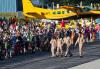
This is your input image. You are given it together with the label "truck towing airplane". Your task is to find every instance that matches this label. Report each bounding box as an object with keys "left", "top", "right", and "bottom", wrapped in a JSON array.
[{"left": 22, "top": 0, "right": 100, "bottom": 19}]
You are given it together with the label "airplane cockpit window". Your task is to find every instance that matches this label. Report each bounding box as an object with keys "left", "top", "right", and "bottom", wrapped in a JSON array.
[
  {"left": 67, "top": 10, "right": 70, "bottom": 13},
  {"left": 64, "top": 10, "right": 68, "bottom": 14},
  {"left": 57, "top": 11, "right": 61, "bottom": 14},
  {"left": 62, "top": 11, "right": 64, "bottom": 14},
  {"left": 53, "top": 12, "right": 56, "bottom": 14},
  {"left": 64, "top": 10, "right": 69, "bottom": 14}
]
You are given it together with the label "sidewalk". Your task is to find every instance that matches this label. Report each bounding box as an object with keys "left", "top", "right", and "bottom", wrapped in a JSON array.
[{"left": 68, "top": 59, "right": 100, "bottom": 69}]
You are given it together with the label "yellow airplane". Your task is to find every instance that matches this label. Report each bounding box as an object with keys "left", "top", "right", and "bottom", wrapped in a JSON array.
[
  {"left": 60, "top": 6, "right": 100, "bottom": 18},
  {"left": 22, "top": 0, "right": 77, "bottom": 19}
]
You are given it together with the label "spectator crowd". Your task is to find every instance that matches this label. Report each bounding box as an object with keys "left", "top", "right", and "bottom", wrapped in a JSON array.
[{"left": 0, "top": 16, "right": 100, "bottom": 60}]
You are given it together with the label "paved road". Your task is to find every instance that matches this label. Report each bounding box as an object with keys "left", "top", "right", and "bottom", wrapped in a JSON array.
[
  {"left": 0, "top": 40, "right": 100, "bottom": 69},
  {"left": 69, "top": 59, "right": 100, "bottom": 69}
]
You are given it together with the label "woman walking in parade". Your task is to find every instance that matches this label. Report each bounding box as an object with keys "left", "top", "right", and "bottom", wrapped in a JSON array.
[
  {"left": 75, "top": 31, "right": 85, "bottom": 58},
  {"left": 64, "top": 29, "right": 73, "bottom": 57},
  {"left": 56, "top": 35, "right": 63, "bottom": 57},
  {"left": 50, "top": 36, "right": 57, "bottom": 57},
  {"left": 70, "top": 29, "right": 75, "bottom": 48}
]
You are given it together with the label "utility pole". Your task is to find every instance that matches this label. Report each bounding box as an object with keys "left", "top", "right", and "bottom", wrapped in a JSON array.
[
  {"left": 41, "top": 0, "right": 44, "bottom": 8},
  {"left": 91, "top": 3, "right": 93, "bottom": 8},
  {"left": 52, "top": 2, "right": 54, "bottom": 10},
  {"left": 80, "top": 1, "right": 82, "bottom": 7}
]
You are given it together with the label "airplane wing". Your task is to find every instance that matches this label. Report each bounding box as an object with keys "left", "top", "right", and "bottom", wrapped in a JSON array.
[{"left": 24, "top": 12, "right": 46, "bottom": 19}]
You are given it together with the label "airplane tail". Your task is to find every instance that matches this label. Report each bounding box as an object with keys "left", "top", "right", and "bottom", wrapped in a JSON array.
[{"left": 22, "top": 0, "right": 35, "bottom": 13}]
